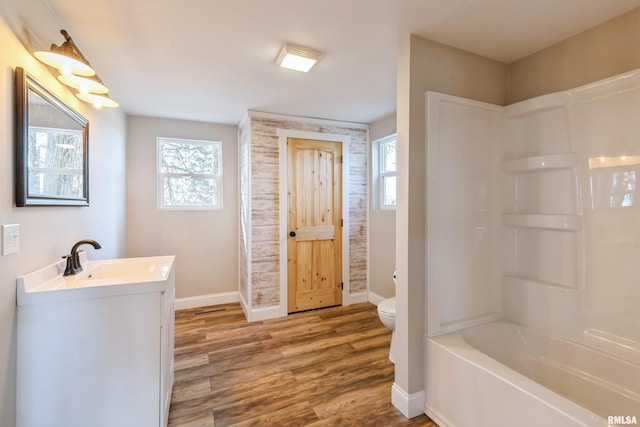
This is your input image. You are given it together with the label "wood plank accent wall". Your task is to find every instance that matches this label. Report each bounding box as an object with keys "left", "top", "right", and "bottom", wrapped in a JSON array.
[{"left": 243, "top": 116, "right": 368, "bottom": 309}]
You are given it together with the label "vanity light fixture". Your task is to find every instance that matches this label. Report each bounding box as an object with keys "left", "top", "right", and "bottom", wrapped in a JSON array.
[
  {"left": 275, "top": 43, "right": 322, "bottom": 72},
  {"left": 76, "top": 92, "right": 119, "bottom": 109},
  {"left": 34, "top": 33, "right": 95, "bottom": 77},
  {"left": 58, "top": 74, "right": 108, "bottom": 95},
  {"left": 34, "top": 29, "right": 119, "bottom": 108}
]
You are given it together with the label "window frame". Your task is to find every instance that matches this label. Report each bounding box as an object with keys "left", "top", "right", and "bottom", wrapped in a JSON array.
[
  {"left": 376, "top": 134, "right": 397, "bottom": 210},
  {"left": 156, "top": 137, "right": 223, "bottom": 211}
]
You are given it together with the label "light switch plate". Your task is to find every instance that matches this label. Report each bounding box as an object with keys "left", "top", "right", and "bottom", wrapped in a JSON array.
[{"left": 2, "top": 224, "right": 20, "bottom": 255}]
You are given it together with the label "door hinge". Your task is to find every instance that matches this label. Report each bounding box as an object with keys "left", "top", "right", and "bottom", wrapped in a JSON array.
[
  {"left": 340, "top": 155, "right": 343, "bottom": 164},
  {"left": 341, "top": 219, "right": 343, "bottom": 227},
  {"left": 341, "top": 282, "right": 344, "bottom": 290}
]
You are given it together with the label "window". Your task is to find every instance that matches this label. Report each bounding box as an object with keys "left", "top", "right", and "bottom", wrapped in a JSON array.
[
  {"left": 377, "top": 135, "right": 397, "bottom": 209},
  {"left": 157, "top": 137, "right": 222, "bottom": 210}
]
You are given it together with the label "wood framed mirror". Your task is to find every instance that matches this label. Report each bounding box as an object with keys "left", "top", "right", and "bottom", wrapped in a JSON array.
[{"left": 15, "top": 67, "right": 89, "bottom": 206}]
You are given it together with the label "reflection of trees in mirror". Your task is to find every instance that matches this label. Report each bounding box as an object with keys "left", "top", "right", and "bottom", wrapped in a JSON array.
[{"left": 28, "top": 127, "right": 83, "bottom": 198}]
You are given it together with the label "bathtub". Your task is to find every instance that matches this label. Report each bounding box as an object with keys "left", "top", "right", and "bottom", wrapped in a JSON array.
[{"left": 425, "top": 321, "right": 640, "bottom": 427}]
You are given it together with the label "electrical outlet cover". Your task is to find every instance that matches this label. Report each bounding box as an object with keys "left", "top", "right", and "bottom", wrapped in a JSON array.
[{"left": 2, "top": 224, "right": 20, "bottom": 255}]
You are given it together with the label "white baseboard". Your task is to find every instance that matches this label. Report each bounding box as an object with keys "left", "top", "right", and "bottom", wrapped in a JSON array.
[
  {"left": 368, "top": 291, "right": 387, "bottom": 306},
  {"left": 239, "top": 292, "right": 250, "bottom": 320},
  {"left": 176, "top": 291, "right": 379, "bottom": 313},
  {"left": 237, "top": 292, "right": 371, "bottom": 322},
  {"left": 177, "top": 292, "right": 280, "bottom": 323},
  {"left": 247, "top": 305, "right": 282, "bottom": 322},
  {"left": 391, "top": 383, "right": 426, "bottom": 419},
  {"left": 175, "top": 291, "right": 239, "bottom": 310},
  {"left": 346, "top": 291, "right": 368, "bottom": 305},
  {"left": 424, "top": 406, "right": 452, "bottom": 427}
]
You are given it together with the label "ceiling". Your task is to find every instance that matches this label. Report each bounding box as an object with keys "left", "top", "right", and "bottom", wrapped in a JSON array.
[{"left": 25, "top": 0, "right": 640, "bottom": 124}]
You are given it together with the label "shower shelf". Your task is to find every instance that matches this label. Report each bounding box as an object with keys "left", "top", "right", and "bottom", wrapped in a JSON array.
[
  {"left": 503, "top": 153, "right": 577, "bottom": 173},
  {"left": 503, "top": 213, "right": 581, "bottom": 231}
]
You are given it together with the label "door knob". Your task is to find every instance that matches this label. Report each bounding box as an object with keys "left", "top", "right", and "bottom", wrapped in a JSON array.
[{"left": 289, "top": 231, "right": 296, "bottom": 237}]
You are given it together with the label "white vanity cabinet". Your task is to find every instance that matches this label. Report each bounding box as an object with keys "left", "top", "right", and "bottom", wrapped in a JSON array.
[
  {"left": 16, "top": 256, "right": 175, "bottom": 427},
  {"left": 160, "top": 280, "right": 176, "bottom": 424}
]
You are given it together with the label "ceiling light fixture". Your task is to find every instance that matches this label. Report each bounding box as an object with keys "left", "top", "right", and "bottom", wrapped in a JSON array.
[
  {"left": 275, "top": 43, "right": 322, "bottom": 72},
  {"left": 34, "top": 29, "right": 118, "bottom": 108}
]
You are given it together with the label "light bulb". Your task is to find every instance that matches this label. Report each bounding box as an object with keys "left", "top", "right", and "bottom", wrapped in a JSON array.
[{"left": 60, "top": 61, "right": 72, "bottom": 76}]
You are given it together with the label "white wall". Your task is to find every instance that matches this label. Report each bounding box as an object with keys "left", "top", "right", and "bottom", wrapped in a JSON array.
[
  {"left": 394, "top": 34, "right": 507, "bottom": 417},
  {"left": 0, "top": 5, "right": 127, "bottom": 426},
  {"left": 369, "top": 113, "right": 396, "bottom": 300},
  {"left": 508, "top": 7, "right": 640, "bottom": 104},
  {"left": 126, "top": 115, "right": 238, "bottom": 303}
]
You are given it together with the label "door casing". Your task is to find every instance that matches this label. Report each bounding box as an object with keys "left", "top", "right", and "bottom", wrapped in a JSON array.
[{"left": 277, "top": 128, "right": 351, "bottom": 317}]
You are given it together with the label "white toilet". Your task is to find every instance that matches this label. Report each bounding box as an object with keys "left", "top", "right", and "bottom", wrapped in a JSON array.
[{"left": 377, "top": 271, "right": 397, "bottom": 363}]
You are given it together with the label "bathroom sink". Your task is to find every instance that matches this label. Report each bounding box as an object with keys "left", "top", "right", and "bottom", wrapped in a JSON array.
[
  {"left": 81, "top": 257, "right": 173, "bottom": 283},
  {"left": 17, "top": 254, "right": 175, "bottom": 305},
  {"left": 16, "top": 253, "right": 176, "bottom": 426}
]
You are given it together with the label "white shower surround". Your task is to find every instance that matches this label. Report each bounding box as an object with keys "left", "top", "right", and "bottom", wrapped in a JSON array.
[{"left": 424, "top": 69, "right": 640, "bottom": 426}]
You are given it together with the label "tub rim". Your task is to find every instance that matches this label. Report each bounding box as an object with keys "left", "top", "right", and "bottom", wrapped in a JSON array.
[{"left": 426, "top": 321, "right": 615, "bottom": 426}]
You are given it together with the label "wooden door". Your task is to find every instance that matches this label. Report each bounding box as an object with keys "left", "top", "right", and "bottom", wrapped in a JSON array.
[{"left": 287, "top": 138, "right": 342, "bottom": 313}]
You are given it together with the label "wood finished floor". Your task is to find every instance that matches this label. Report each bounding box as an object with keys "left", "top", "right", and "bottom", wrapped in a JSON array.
[{"left": 168, "top": 302, "right": 438, "bottom": 427}]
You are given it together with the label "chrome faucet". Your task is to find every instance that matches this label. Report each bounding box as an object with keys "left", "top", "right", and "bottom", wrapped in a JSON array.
[{"left": 63, "top": 239, "right": 102, "bottom": 276}]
